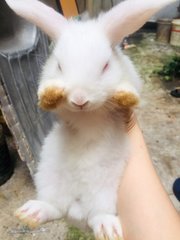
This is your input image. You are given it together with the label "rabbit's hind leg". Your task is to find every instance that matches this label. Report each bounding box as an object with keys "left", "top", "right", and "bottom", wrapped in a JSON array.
[
  {"left": 88, "top": 214, "right": 123, "bottom": 240},
  {"left": 14, "top": 200, "right": 62, "bottom": 228}
]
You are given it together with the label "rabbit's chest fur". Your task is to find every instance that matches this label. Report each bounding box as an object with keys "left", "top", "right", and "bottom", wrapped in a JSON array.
[{"left": 36, "top": 108, "right": 128, "bottom": 219}]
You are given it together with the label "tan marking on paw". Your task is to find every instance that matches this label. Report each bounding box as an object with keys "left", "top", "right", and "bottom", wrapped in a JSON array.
[
  {"left": 38, "top": 87, "right": 65, "bottom": 110},
  {"left": 113, "top": 91, "right": 139, "bottom": 108}
]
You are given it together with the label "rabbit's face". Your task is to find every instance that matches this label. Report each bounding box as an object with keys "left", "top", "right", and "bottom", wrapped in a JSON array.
[{"left": 38, "top": 21, "right": 123, "bottom": 112}]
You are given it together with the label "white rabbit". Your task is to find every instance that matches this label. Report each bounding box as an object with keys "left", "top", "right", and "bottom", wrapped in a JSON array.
[{"left": 5, "top": 0, "right": 175, "bottom": 239}]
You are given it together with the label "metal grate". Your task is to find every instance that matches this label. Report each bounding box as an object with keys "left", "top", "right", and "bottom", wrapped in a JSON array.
[{"left": 0, "top": 2, "right": 54, "bottom": 175}]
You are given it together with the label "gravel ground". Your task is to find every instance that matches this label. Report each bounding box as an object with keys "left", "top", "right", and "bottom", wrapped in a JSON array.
[{"left": 0, "top": 32, "right": 179, "bottom": 240}]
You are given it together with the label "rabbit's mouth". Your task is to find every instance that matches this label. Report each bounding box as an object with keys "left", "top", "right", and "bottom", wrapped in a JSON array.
[
  {"left": 63, "top": 102, "right": 101, "bottom": 113},
  {"left": 66, "top": 103, "right": 90, "bottom": 112}
]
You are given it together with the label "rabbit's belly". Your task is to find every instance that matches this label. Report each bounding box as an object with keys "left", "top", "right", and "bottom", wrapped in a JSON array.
[
  {"left": 36, "top": 122, "right": 128, "bottom": 218},
  {"left": 63, "top": 134, "right": 128, "bottom": 218},
  {"left": 66, "top": 159, "right": 122, "bottom": 219}
]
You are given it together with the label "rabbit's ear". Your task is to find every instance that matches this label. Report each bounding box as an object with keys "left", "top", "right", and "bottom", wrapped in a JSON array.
[
  {"left": 5, "top": 0, "right": 67, "bottom": 41},
  {"left": 99, "top": 0, "right": 176, "bottom": 45}
]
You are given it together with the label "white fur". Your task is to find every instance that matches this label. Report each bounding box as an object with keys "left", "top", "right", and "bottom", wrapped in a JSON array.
[
  {"left": 36, "top": 113, "right": 128, "bottom": 217},
  {"left": 6, "top": 0, "right": 175, "bottom": 238},
  {"left": 88, "top": 214, "right": 123, "bottom": 238}
]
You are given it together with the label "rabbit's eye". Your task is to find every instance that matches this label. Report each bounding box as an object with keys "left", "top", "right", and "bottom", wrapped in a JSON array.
[
  {"left": 102, "top": 62, "right": 109, "bottom": 73},
  {"left": 58, "top": 63, "right": 62, "bottom": 72}
]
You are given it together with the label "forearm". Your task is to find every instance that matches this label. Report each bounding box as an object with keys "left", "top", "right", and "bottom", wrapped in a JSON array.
[{"left": 118, "top": 120, "right": 180, "bottom": 240}]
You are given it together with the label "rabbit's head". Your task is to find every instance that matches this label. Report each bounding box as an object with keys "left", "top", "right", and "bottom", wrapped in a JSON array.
[
  {"left": 5, "top": 0, "right": 175, "bottom": 112},
  {"left": 38, "top": 20, "right": 132, "bottom": 112}
]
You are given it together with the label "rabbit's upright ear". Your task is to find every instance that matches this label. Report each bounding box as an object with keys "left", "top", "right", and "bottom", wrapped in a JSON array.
[
  {"left": 99, "top": 0, "right": 176, "bottom": 45},
  {"left": 5, "top": 0, "right": 67, "bottom": 41}
]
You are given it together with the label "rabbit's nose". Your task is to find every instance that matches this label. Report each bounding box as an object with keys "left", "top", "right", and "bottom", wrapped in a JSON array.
[
  {"left": 71, "top": 100, "right": 89, "bottom": 108},
  {"left": 70, "top": 89, "right": 89, "bottom": 108}
]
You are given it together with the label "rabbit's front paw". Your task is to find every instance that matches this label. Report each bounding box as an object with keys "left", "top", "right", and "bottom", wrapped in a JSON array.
[
  {"left": 113, "top": 91, "right": 139, "bottom": 108},
  {"left": 38, "top": 86, "right": 65, "bottom": 110},
  {"left": 88, "top": 214, "right": 123, "bottom": 240},
  {"left": 14, "top": 200, "right": 61, "bottom": 228}
]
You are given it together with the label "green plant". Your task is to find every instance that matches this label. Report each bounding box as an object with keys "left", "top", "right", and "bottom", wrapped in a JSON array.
[
  {"left": 156, "top": 55, "right": 180, "bottom": 81},
  {"left": 66, "top": 226, "right": 95, "bottom": 240}
]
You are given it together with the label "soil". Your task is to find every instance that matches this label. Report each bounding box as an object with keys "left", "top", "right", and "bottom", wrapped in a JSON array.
[{"left": 0, "top": 32, "right": 179, "bottom": 240}]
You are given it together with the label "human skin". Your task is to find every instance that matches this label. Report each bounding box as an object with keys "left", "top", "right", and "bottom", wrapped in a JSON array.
[{"left": 118, "top": 117, "right": 180, "bottom": 240}]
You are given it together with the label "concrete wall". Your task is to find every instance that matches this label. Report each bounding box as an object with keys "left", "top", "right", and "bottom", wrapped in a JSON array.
[
  {"left": 113, "top": 0, "right": 180, "bottom": 20},
  {"left": 85, "top": 0, "right": 180, "bottom": 19},
  {"left": 152, "top": 1, "right": 180, "bottom": 21},
  {"left": 42, "top": 0, "right": 180, "bottom": 20},
  {"left": 42, "top": 0, "right": 58, "bottom": 10}
]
